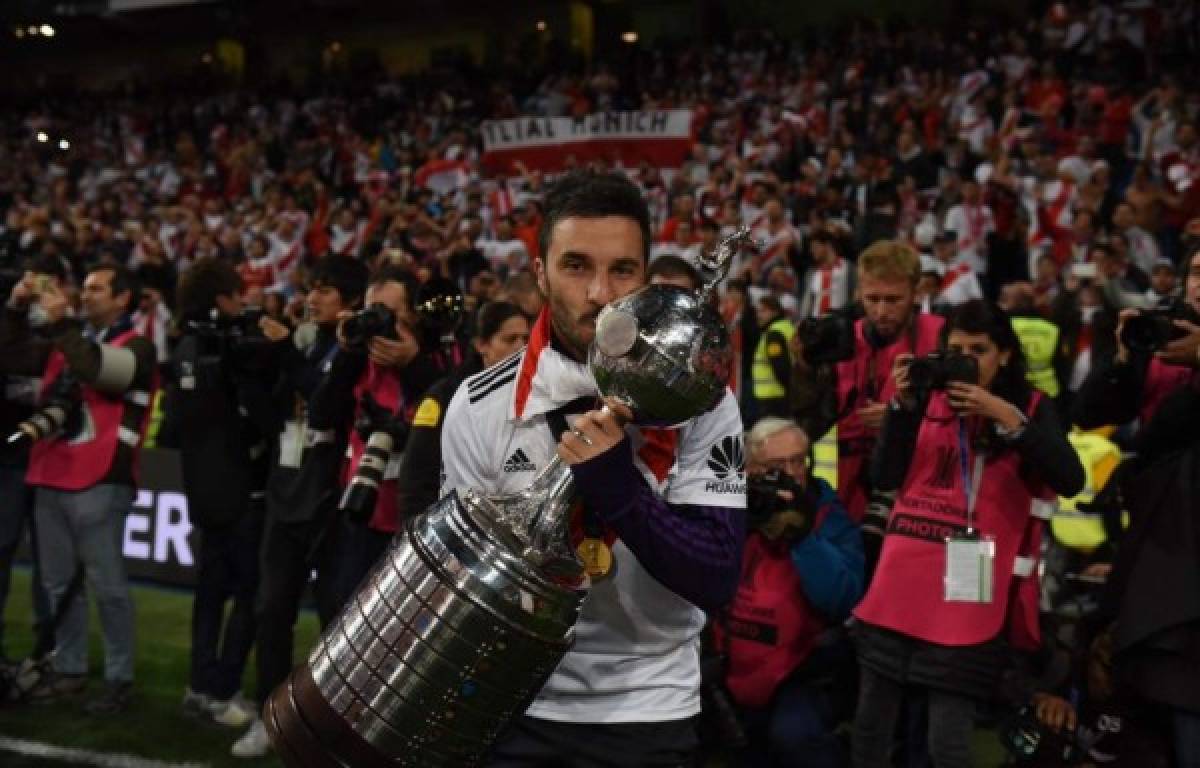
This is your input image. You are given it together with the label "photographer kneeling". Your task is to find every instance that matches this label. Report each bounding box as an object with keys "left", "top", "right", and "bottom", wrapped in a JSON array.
[
  {"left": 720, "top": 417, "right": 864, "bottom": 768},
  {"left": 850, "top": 301, "right": 1084, "bottom": 768}
]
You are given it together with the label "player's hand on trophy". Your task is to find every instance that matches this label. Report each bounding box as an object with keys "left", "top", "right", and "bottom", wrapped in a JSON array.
[{"left": 557, "top": 400, "right": 633, "bottom": 465}]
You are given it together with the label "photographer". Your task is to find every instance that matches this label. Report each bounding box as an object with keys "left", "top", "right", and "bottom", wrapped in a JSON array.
[
  {"left": 851, "top": 300, "right": 1084, "bottom": 768},
  {"left": 396, "top": 300, "right": 530, "bottom": 516},
  {"left": 1103, "top": 377, "right": 1200, "bottom": 766},
  {"left": 2, "top": 263, "right": 156, "bottom": 714},
  {"left": 792, "top": 240, "right": 945, "bottom": 569},
  {"left": 234, "top": 255, "right": 368, "bottom": 759},
  {"left": 0, "top": 258, "right": 66, "bottom": 666},
  {"left": 158, "top": 258, "right": 274, "bottom": 728},
  {"left": 1072, "top": 244, "right": 1200, "bottom": 436},
  {"left": 721, "top": 417, "right": 864, "bottom": 768},
  {"left": 309, "top": 266, "right": 443, "bottom": 611}
]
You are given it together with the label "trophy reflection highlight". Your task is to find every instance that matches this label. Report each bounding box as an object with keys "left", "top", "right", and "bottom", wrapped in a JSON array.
[{"left": 264, "top": 230, "right": 753, "bottom": 768}]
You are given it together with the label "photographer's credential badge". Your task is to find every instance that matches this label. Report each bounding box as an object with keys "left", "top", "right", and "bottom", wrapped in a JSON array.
[
  {"left": 943, "top": 431, "right": 994, "bottom": 603},
  {"left": 944, "top": 532, "right": 995, "bottom": 603}
]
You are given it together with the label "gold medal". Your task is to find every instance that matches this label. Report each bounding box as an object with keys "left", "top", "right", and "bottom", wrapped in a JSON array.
[{"left": 576, "top": 537, "right": 613, "bottom": 579}]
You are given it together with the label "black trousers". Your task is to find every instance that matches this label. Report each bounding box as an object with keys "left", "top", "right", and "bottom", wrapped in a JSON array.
[
  {"left": 0, "top": 463, "right": 52, "bottom": 658},
  {"left": 190, "top": 500, "right": 263, "bottom": 700},
  {"left": 253, "top": 512, "right": 339, "bottom": 704},
  {"left": 484, "top": 715, "right": 699, "bottom": 768},
  {"left": 329, "top": 518, "right": 394, "bottom": 613}
]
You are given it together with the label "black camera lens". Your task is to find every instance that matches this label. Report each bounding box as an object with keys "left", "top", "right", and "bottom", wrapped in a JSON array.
[
  {"left": 798, "top": 313, "right": 856, "bottom": 365},
  {"left": 908, "top": 351, "right": 978, "bottom": 392},
  {"left": 1120, "top": 312, "right": 1175, "bottom": 355},
  {"left": 342, "top": 303, "right": 397, "bottom": 347}
]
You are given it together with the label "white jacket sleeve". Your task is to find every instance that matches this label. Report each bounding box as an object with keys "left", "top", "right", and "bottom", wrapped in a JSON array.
[{"left": 439, "top": 381, "right": 494, "bottom": 497}]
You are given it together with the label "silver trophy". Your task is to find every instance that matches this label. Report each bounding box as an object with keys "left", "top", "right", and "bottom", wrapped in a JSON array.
[{"left": 265, "top": 229, "right": 753, "bottom": 768}]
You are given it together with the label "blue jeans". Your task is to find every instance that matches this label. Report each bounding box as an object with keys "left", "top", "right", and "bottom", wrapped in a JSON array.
[
  {"left": 35, "top": 483, "right": 136, "bottom": 683},
  {"left": 738, "top": 642, "right": 853, "bottom": 768},
  {"left": 739, "top": 675, "right": 844, "bottom": 767},
  {"left": 190, "top": 499, "right": 263, "bottom": 700},
  {"left": 0, "top": 464, "right": 51, "bottom": 658}
]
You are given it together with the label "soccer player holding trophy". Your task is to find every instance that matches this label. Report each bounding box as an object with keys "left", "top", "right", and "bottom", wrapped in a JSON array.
[{"left": 267, "top": 172, "right": 751, "bottom": 767}]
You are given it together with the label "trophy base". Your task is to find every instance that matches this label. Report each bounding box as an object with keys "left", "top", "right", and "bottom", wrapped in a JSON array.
[{"left": 265, "top": 664, "right": 389, "bottom": 768}]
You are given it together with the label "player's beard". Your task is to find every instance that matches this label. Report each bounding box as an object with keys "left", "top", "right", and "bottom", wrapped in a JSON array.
[{"left": 544, "top": 283, "right": 598, "bottom": 362}]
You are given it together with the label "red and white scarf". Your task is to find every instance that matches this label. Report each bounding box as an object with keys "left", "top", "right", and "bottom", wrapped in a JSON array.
[{"left": 809, "top": 257, "right": 849, "bottom": 317}]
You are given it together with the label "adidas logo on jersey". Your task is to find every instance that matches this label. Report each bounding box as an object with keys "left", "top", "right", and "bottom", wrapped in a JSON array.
[{"left": 503, "top": 448, "right": 536, "bottom": 473}]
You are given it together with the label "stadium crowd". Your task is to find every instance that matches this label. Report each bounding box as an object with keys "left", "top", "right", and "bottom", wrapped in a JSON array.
[{"left": 2, "top": 1, "right": 1200, "bottom": 765}]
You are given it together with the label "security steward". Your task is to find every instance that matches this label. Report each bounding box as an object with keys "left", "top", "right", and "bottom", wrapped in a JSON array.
[
  {"left": 999, "top": 282, "right": 1064, "bottom": 403},
  {"left": 750, "top": 294, "right": 796, "bottom": 421}
]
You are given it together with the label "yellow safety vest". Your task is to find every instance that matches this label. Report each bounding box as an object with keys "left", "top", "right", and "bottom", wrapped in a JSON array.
[
  {"left": 1051, "top": 430, "right": 1123, "bottom": 552},
  {"left": 812, "top": 426, "right": 838, "bottom": 490},
  {"left": 1010, "top": 315, "right": 1061, "bottom": 398},
  {"left": 751, "top": 317, "right": 796, "bottom": 400}
]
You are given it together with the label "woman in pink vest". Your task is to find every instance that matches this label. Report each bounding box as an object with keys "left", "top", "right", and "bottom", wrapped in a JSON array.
[{"left": 850, "top": 301, "right": 1085, "bottom": 768}]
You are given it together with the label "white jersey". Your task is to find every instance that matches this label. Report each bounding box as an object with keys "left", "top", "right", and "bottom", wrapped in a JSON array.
[
  {"left": 943, "top": 203, "right": 994, "bottom": 274},
  {"left": 440, "top": 314, "right": 745, "bottom": 724}
]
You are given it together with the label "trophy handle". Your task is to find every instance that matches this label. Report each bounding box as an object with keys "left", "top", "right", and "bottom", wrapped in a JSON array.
[
  {"left": 513, "top": 404, "right": 628, "bottom": 580},
  {"left": 696, "top": 226, "right": 756, "bottom": 302}
]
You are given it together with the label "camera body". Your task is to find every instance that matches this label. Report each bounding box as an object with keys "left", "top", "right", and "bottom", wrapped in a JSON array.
[
  {"left": 746, "top": 468, "right": 815, "bottom": 542},
  {"left": 342, "top": 302, "right": 397, "bottom": 348},
  {"left": 1001, "top": 705, "right": 1084, "bottom": 763},
  {"left": 797, "top": 312, "right": 857, "bottom": 366},
  {"left": 746, "top": 468, "right": 805, "bottom": 524},
  {"left": 907, "top": 350, "right": 979, "bottom": 392},
  {"left": 1119, "top": 302, "right": 1199, "bottom": 356},
  {"left": 185, "top": 307, "right": 270, "bottom": 375}
]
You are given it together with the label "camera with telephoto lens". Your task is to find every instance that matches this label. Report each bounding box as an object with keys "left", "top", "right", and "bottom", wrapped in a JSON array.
[
  {"left": 1119, "top": 302, "right": 1200, "bottom": 356},
  {"left": 339, "top": 393, "right": 410, "bottom": 524},
  {"left": 797, "top": 311, "right": 857, "bottom": 366},
  {"left": 907, "top": 350, "right": 979, "bottom": 392},
  {"left": 185, "top": 307, "right": 270, "bottom": 362},
  {"left": 7, "top": 372, "right": 81, "bottom": 446},
  {"left": 341, "top": 302, "right": 397, "bottom": 348}
]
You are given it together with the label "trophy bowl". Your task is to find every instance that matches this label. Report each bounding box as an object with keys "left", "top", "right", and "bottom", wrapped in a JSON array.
[{"left": 590, "top": 284, "right": 733, "bottom": 428}]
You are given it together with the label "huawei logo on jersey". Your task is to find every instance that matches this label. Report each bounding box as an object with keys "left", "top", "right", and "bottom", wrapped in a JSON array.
[
  {"left": 705, "top": 435, "right": 746, "bottom": 494},
  {"left": 708, "top": 435, "right": 745, "bottom": 479}
]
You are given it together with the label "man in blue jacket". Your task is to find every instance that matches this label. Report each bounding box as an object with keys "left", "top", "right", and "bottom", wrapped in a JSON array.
[{"left": 723, "top": 416, "right": 864, "bottom": 768}]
